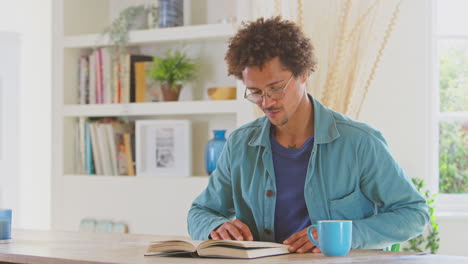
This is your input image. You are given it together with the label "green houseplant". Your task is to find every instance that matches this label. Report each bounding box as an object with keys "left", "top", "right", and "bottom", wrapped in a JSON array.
[
  {"left": 149, "top": 50, "right": 197, "bottom": 101},
  {"left": 403, "top": 178, "right": 440, "bottom": 254},
  {"left": 100, "top": 4, "right": 158, "bottom": 53}
]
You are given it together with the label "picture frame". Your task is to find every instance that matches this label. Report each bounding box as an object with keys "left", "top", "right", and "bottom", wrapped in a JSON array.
[{"left": 136, "top": 120, "right": 191, "bottom": 177}]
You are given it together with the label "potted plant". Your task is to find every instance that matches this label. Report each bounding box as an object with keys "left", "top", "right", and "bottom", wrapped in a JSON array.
[
  {"left": 100, "top": 4, "right": 158, "bottom": 53},
  {"left": 149, "top": 50, "right": 197, "bottom": 101},
  {"left": 403, "top": 178, "right": 440, "bottom": 254}
]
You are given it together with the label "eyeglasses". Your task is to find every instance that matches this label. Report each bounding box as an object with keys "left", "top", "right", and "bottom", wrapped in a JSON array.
[{"left": 244, "top": 75, "right": 294, "bottom": 104}]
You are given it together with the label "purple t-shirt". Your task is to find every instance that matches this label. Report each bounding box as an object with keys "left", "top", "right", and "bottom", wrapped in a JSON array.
[{"left": 270, "top": 133, "right": 314, "bottom": 243}]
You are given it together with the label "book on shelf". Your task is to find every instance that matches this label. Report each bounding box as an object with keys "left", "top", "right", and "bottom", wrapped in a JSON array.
[
  {"left": 85, "top": 121, "right": 95, "bottom": 174},
  {"left": 144, "top": 239, "right": 290, "bottom": 259},
  {"left": 135, "top": 61, "right": 160, "bottom": 103},
  {"left": 123, "top": 133, "right": 135, "bottom": 176},
  {"left": 78, "top": 49, "right": 154, "bottom": 105},
  {"left": 129, "top": 55, "right": 153, "bottom": 103},
  {"left": 78, "top": 57, "right": 89, "bottom": 104},
  {"left": 88, "top": 122, "right": 103, "bottom": 175},
  {"left": 78, "top": 118, "right": 135, "bottom": 176},
  {"left": 89, "top": 52, "right": 96, "bottom": 104}
]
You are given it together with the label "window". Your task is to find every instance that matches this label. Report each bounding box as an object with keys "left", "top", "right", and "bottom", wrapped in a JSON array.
[{"left": 434, "top": 0, "right": 468, "bottom": 212}]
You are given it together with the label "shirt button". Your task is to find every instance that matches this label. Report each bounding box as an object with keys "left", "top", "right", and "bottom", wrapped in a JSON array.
[
  {"left": 264, "top": 229, "right": 272, "bottom": 235},
  {"left": 266, "top": 190, "right": 274, "bottom": 197}
]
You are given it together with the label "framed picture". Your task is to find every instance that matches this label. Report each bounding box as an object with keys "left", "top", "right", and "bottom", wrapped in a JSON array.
[{"left": 136, "top": 120, "right": 191, "bottom": 177}]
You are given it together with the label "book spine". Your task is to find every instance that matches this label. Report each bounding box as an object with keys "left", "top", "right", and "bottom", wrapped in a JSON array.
[
  {"left": 97, "top": 123, "right": 112, "bottom": 175},
  {"left": 117, "top": 59, "right": 122, "bottom": 104},
  {"left": 124, "top": 133, "right": 135, "bottom": 176},
  {"left": 89, "top": 123, "right": 103, "bottom": 175},
  {"left": 98, "top": 48, "right": 104, "bottom": 104},
  {"left": 124, "top": 54, "right": 130, "bottom": 104},
  {"left": 89, "top": 52, "right": 96, "bottom": 104},
  {"left": 79, "top": 57, "right": 88, "bottom": 105},
  {"left": 85, "top": 120, "right": 95, "bottom": 174},
  {"left": 105, "top": 123, "right": 118, "bottom": 176},
  {"left": 113, "top": 56, "right": 119, "bottom": 104},
  {"left": 103, "top": 48, "right": 112, "bottom": 104},
  {"left": 79, "top": 117, "right": 86, "bottom": 173},
  {"left": 135, "top": 62, "right": 147, "bottom": 103}
]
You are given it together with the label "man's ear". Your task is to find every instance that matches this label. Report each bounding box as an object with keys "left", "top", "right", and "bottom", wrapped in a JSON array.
[{"left": 299, "top": 73, "right": 308, "bottom": 85}]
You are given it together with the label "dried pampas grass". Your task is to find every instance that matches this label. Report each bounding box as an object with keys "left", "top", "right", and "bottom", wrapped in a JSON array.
[{"left": 307, "top": 0, "right": 402, "bottom": 119}]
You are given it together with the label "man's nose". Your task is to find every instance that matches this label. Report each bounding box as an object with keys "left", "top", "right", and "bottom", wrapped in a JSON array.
[{"left": 261, "top": 94, "right": 276, "bottom": 108}]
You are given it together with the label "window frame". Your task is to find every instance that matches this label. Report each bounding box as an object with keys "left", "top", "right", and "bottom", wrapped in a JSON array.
[{"left": 431, "top": 0, "right": 468, "bottom": 215}]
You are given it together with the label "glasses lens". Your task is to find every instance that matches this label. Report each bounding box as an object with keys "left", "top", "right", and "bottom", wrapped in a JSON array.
[
  {"left": 245, "top": 94, "right": 261, "bottom": 103},
  {"left": 269, "top": 89, "right": 285, "bottom": 100}
]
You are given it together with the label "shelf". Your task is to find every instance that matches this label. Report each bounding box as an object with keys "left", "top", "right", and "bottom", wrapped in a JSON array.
[
  {"left": 63, "top": 100, "right": 243, "bottom": 117},
  {"left": 63, "top": 23, "right": 236, "bottom": 48}
]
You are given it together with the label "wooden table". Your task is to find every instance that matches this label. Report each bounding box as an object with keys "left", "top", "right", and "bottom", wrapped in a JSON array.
[{"left": 0, "top": 230, "right": 467, "bottom": 264}]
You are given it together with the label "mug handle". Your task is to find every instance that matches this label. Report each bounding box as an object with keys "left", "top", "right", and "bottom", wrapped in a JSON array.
[{"left": 307, "top": 225, "right": 319, "bottom": 247}]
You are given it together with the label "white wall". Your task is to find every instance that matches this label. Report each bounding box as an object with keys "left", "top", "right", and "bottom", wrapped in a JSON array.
[
  {"left": 0, "top": 0, "right": 466, "bottom": 257},
  {"left": 304, "top": 0, "right": 467, "bottom": 257},
  {"left": 0, "top": 32, "right": 20, "bottom": 224},
  {"left": 358, "top": 0, "right": 468, "bottom": 257},
  {"left": 0, "top": 0, "right": 52, "bottom": 229}
]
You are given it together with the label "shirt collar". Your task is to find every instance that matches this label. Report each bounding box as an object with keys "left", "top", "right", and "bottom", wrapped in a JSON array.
[{"left": 248, "top": 94, "right": 340, "bottom": 147}]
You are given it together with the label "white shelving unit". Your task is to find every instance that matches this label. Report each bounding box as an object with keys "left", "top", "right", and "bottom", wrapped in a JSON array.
[
  {"left": 63, "top": 23, "right": 236, "bottom": 48},
  {"left": 52, "top": 0, "right": 255, "bottom": 235},
  {"left": 62, "top": 100, "right": 244, "bottom": 117}
]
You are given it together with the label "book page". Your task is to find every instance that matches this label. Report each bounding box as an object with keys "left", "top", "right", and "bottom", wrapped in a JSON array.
[
  {"left": 146, "top": 240, "right": 203, "bottom": 255},
  {"left": 198, "top": 240, "right": 288, "bottom": 250}
]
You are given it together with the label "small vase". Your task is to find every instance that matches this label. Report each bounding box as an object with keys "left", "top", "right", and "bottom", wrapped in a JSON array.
[
  {"left": 205, "top": 130, "right": 227, "bottom": 175},
  {"left": 158, "top": 0, "right": 184, "bottom": 28},
  {"left": 161, "top": 83, "right": 182, "bottom": 101}
]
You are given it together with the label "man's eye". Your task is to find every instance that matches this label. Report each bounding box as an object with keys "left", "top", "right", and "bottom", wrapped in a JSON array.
[
  {"left": 250, "top": 90, "right": 262, "bottom": 95},
  {"left": 271, "top": 86, "right": 283, "bottom": 92}
]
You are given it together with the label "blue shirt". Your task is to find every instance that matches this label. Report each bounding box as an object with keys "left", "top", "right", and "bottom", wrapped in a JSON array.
[
  {"left": 270, "top": 131, "right": 314, "bottom": 243},
  {"left": 188, "top": 95, "right": 429, "bottom": 249}
]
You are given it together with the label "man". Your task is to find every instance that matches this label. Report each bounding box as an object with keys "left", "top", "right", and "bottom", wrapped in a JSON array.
[{"left": 188, "top": 17, "right": 429, "bottom": 253}]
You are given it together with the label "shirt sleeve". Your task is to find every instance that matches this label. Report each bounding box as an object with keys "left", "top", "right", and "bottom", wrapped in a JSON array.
[
  {"left": 187, "top": 137, "right": 235, "bottom": 240},
  {"left": 352, "top": 131, "right": 430, "bottom": 249}
]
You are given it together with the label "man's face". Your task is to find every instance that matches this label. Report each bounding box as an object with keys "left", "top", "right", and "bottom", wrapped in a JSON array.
[{"left": 242, "top": 57, "right": 304, "bottom": 127}]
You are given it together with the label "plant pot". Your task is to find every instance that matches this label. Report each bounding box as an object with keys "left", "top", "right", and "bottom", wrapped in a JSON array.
[{"left": 161, "top": 83, "right": 182, "bottom": 101}]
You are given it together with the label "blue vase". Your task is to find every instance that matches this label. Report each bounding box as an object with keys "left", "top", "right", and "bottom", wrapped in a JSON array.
[
  {"left": 205, "top": 130, "right": 227, "bottom": 175},
  {"left": 158, "top": 0, "right": 184, "bottom": 28}
]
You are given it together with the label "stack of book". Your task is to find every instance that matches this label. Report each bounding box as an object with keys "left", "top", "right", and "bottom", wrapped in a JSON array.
[
  {"left": 76, "top": 118, "right": 135, "bottom": 176},
  {"left": 78, "top": 49, "right": 157, "bottom": 104}
]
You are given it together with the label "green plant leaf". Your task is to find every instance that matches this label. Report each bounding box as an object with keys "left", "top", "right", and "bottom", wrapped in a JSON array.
[
  {"left": 403, "top": 177, "right": 440, "bottom": 254},
  {"left": 149, "top": 50, "right": 197, "bottom": 88}
]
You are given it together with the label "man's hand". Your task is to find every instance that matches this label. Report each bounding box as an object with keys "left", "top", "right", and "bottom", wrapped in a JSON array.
[
  {"left": 210, "top": 219, "right": 254, "bottom": 241},
  {"left": 283, "top": 227, "right": 321, "bottom": 254}
]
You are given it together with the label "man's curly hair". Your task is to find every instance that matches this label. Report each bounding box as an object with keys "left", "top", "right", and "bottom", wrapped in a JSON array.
[{"left": 225, "top": 16, "right": 317, "bottom": 80}]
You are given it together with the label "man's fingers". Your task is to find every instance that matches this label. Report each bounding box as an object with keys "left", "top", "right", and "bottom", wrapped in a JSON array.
[
  {"left": 296, "top": 241, "right": 316, "bottom": 254},
  {"left": 284, "top": 226, "right": 310, "bottom": 245},
  {"left": 312, "top": 246, "right": 322, "bottom": 253},
  {"left": 289, "top": 236, "right": 309, "bottom": 252},
  {"left": 217, "top": 227, "right": 234, "bottom": 240},
  {"left": 232, "top": 220, "right": 253, "bottom": 241},
  {"left": 284, "top": 232, "right": 300, "bottom": 245},
  {"left": 210, "top": 231, "right": 221, "bottom": 240},
  {"left": 223, "top": 223, "right": 244, "bottom": 240},
  {"left": 312, "top": 229, "right": 318, "bottom": 240}
]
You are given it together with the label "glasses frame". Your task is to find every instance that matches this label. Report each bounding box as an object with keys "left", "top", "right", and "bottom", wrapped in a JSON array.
[{"left": 244, "top": 74, "right": 294, "bottom": 104}]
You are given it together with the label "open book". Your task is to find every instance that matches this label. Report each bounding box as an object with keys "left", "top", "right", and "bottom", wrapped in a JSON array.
[{"left": 144, "top": 239, "right": 290, "bottom": 259}]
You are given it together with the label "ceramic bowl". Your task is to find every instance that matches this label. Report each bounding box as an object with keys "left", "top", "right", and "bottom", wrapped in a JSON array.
[{"left": 207, "top": 86, "right": 237, "bottom": 100}]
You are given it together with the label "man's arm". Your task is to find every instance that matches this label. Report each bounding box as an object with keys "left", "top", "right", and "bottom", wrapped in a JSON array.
[
  {"left": 187, "top": 138, "right": 235, "bottom": 240},
  {"left": 352, "top": 131, "right": 430, "bottom": 249}
]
